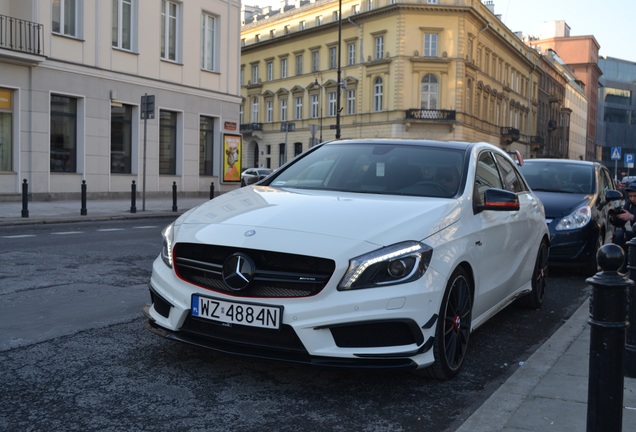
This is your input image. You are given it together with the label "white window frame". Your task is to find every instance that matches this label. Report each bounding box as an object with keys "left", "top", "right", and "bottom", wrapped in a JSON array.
[
  {"left": 280, "top": 99, "right": 288, "bottom": 122},
  {"left": 112, "top": 0, "right": 136, "bottom": 51},
  {"left": 267, "top": 61, "right": 274, "bottom": 81},
  {"left": 296, "top": 54, "right": 303, "bottom": 76},
  {"left": 201, "top": 12, "right": 218, "bottom": 71},
  {"left": 251, "top": 97, "right": 259, "bottom": 122},
  {"left": 53, "top": 0, "right": 82, "bottom": 38},
  {"left": 424, "top": 33, "right": 438, "bottom": 57},
  {"left": 312, "top": 51, "right": 319, "bottom": 72},
  {"left": 373, "top": 77, "right": 383, "bottom": 112},
  {"left": 421, "top": 73, "right": 438, "bottom": 110},
  {"left": 251, "top": 64, "right": 259, "bottom": 84},
  {"left": 329, "top": 47, "right": 337, "bottom": 69},
  {"left": 266, "top": 100, "right": 273, "bottom": 123},
  {"left": 346, "top": 89, "right": 356, "bottom": 114},
  {"left": 280, "top": 58, "right": 288, "bottom": 78},
  {"left": 310, "top": 94, "right": 319, "bottom": 119},
  {"left": 328, "top": 91, "right": 337, "bottom": 117},
  {"left": 161, "top": 0, "right": 181, "bottom": 62},
  {"left": 374, "top": 35, "right": 384, "bottom": 60},
  {"left": 347, "top": 42, "right": 356, "bottom": 66},
  {"left": 294, "top": 96, "right": 303, "bottom": 120}
]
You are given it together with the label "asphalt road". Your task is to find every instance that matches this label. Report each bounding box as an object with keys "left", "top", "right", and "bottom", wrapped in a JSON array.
[{"left": 0, "top": 219, "right": 591, "bottom": 432}]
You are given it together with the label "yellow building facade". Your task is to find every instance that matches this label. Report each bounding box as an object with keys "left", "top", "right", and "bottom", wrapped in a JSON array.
[{"left": 240, "top": 0, "right": 542, "bottom": 169}]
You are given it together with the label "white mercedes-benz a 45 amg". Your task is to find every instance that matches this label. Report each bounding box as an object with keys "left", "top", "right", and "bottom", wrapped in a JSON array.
[{"left": 144, "top": 139, "right": 549, "bottom": 379}]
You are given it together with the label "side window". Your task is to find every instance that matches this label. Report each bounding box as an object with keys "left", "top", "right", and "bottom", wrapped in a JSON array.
[
  {"left": 494, "top": 154, "right": 526, "bottom": 193},
  {"left": 474, "top": 152, "right": 503, "bottom": 205}
]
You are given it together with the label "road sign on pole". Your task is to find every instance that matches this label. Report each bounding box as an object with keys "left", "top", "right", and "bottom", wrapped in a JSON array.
[{"left": 611, "top": 147, "right": 622, "bottom": 160}]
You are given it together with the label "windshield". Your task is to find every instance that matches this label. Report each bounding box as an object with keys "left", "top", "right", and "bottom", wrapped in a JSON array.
[
  {"left": 521, "top": 162, "right": 594, "bottom": 194},
  {"left": 268, "top": 143, "right": 465, "bottom": 198}
]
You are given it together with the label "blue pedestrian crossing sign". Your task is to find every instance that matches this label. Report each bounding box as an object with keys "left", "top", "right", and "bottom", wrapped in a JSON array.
[{"left": 611, "top": 147, "right": 622, "bottom": 160}]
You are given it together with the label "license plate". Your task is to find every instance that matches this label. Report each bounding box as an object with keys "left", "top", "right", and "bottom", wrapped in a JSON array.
[{"left": 191, "top": 295, "right": 282, "bottom": 330}]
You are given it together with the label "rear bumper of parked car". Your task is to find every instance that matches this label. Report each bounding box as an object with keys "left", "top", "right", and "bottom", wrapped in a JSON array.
[{"left": 143, "top": 256, "right": 444, "bottom": 369}]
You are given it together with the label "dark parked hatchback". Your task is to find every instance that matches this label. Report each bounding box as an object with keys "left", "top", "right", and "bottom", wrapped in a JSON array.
[{"left": 520, "top": 159, "right": 622, "bottom": 272}]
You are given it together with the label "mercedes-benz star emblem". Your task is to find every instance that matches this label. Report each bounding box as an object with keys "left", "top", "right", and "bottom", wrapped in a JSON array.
[{"left": 222, "top": 253, "right": 255, "bottom": 291}]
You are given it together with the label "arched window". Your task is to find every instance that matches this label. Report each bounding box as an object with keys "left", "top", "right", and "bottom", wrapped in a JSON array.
[
  {"left": 373, "top": 77, "right": 383, "bottom": 112},
  {"left": 420, "top": 74, "right": 438, "bottom": 110}
]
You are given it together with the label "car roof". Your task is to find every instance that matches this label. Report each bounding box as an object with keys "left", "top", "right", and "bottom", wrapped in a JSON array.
[
  {"left": 323, "top": 138, "right": 491, "bottom": 152},
  {"left": 523, "top": 158, "right": 600, "bottom": 167}
]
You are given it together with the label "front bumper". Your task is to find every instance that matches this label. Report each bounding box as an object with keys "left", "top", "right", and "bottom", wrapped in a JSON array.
[{"left": 143, "top": 256, "right": 444, "bottom": 369}]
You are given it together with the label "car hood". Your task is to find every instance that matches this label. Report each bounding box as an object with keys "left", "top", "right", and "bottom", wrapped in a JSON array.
[
  {"left": 175, "top": 186, "right": 460, "bottom": 251},
  {"left": 533, "top": 191, "right": 593, "bottom": 218}
]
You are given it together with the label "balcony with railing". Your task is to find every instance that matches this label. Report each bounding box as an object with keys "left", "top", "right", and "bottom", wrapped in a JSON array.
[
  {"left": 0, "top": 14, "right": 45, "bottom": 65},
  {"left": 405, "top": 109, "right": 456, "bottom": 121}
]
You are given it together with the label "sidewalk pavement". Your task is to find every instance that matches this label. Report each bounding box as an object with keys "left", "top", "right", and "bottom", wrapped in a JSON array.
[{"left": 1, "top": 198, "right": 635, "bottom": 431}]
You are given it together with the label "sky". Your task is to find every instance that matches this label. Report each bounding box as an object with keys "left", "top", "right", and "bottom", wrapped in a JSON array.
[{"left": 249, "top": 0, "right": 636, "bottom": 63}]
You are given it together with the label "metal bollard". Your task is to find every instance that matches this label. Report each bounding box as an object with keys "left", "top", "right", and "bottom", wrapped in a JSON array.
[
  {"left": 80, "top": 180, "right": 87, "bottom": 216},
  {"left": 626, "top": 237, "right": 636, "bottom": 378},
  {"left": 21, "top": 179, "right": 29, "bottom": 218},
  {"left": 210, "top": 182, "right": 215, "bottom": 200},
  {"left": 130, "top": 180, "right": 137, "bottom": 214},
  {"left": 586, "top": 244, "right": 631, "bottom": 432},
  {"left": 172, "top": 181, "right": 178, "bottom": 212}
]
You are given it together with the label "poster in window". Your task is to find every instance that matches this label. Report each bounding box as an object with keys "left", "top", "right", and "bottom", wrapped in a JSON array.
[{"left": 223, "top": 133, "right": 242, "bottom": 183}]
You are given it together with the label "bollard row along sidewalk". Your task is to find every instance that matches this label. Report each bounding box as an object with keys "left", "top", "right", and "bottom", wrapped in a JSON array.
[{"left": 0, "top": 196, "right": 211, "bottom": 226}]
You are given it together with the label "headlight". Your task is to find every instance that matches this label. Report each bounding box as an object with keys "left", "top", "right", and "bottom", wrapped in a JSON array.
[
  {"left": 338, "top": 241, "right": 432, "bottom": 291},
  {"left": 161, "top": 223, "right": 175, "bottom": 268},
  {"left": 555, "top": 205, "right": 591, "bottom": 231}
]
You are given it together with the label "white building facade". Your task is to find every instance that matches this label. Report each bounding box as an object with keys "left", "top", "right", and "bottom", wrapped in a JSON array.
[{"left": 0, "top": 0, "right": 242, "bottom": 199}]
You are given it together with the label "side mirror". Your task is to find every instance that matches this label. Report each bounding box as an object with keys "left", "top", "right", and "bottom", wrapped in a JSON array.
[
  {"left": 475, "top": 188, "right": 520, "bottom": 213},
  {"left": 606, "top": 189, "right": 623, "bottom": 203}
]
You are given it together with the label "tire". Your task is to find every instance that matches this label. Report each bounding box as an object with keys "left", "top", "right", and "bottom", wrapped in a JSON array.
[
  {"left": 518, "top": 238, "right": 548, "bottom": 309},
  {"left": 420, "top": 267, "right": 472, "bottom": 380}
]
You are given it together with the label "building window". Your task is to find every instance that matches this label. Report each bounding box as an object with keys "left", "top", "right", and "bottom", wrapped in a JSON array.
[
  {"left": 352, "top": 4, "right": 360, "bottom": 14},
  {"left": 270, "top": 29, "right": 276, "bottom": 38},
  {"left": 312, "top": 50, "right": 319, "bottom": 72},
  {"left": 199, "top": 116, "right": 214, "bottom": 176},
  {"left": 424, "top": 33, "right": 438, "bottom": 57},
  {"left": 296, "top": 54, "right": 303, "bottom": 76},
  {"left": 255, "top": 34, "right": 260, "bottom": 42},
  {"left": 466, "top": 79, "right": 473, "bottom": 115},
  {"left": 347, "top": 42, "right": 356, "bottom": 66},
  {"left": 329, "top": 47, "right": 337, "bottom": 69},
  {"left": 159, "top": 110, "right": 177, "bottom": 175},
  {"left": 251, "top": 97, "right": 259, "bottom": 122},
  {"left": 112, "top": 0, "right": 136, "bottom": 51},
  {"left": 280, "top": 98, "right": 288, "bottom": 121},
  {"left": 161, "top": 0, "right": 181, "bottom": 62},
  {"left": 427, "top": 0, "right": 439, "bottom": 4},
  {"left": 53, "top": 0, "right": 81, "bottom": 38},
  {"left": 316, "top": 16, "right": 322, "bottom": 26},
  {"left": 267, "top": 61, "right": 273, "bottom": 81},
  {"left": 328, "top": 91, "right": 336, "bottom": 117},
  {"left": 421, "top": 74, "right": 438, "bottom": 109},
  {"left": 266, "top": 100, "right": 273, "bottom": 123},
  {"left": 374, "top": 35, "right": 384, "bottom": 60},
  {"left": 0, "top": 89, "right": 13, "bottom": 172},
  {"left": 373, "top": 77, "right": 383, "bottom": 112},
  {"left": 110, "top": 104, "right": 133, "bottom": 174},
  {"left": 310, "top": 94, "right": 319, "bottom": 119},
  {"left": 239, "top": 104, "right": 243, "bottom": 124},
  {"left": 50, "top": 95, "right": 77, "bottom": 173},
  {"left": 299, "top": 20, "right": 305, "bottom": 31},
  {"left": 251, "top": 64, "right": 258, "bottom": 84},
  {"left": 333, "top": 11, "right": 339, "bottom": 21},
  {"left": 280, "top": 58, "right": 288, "bottom": 78},
  {"left": 201, "top": 13, "right": 217, "bottom": 71},
  {"left": 346, "top": 89, "right": 356, "bottom": 115},
  {"left": 279, "top": 143, "right": 286, "bottom": 166},
  {"left": 240, "top": 66, "right": 244, "bottom": 86},
  {"left": 284, "top": 25, "right": 290, "bottom": 35},
  {"left": 294, "top": 142, "right": 302, "bottom": 157},
  {"left": 294, "top": 96, "right": 303, "bottom": 120}
]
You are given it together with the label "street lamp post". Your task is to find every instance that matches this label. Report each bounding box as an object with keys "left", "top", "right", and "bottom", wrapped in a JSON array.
[
  {"left": 314, "top": 76, "right": 323, "bottom": 143},
  {"left": 335, "top": 0, "right": 342, "bottom": 139}
]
